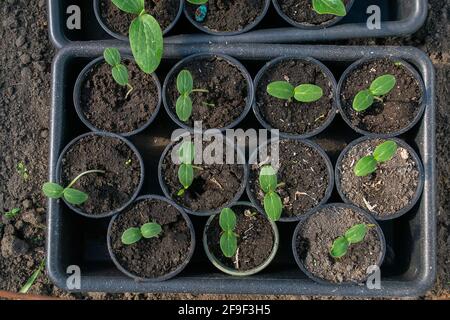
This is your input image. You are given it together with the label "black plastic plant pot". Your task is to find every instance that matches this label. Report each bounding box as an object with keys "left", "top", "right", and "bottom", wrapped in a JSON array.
[
  {"left": 107, "top": 195, "right": 196, "bottom": 282},
  {"left": 162, "top": 53, "right": 254, "bottom": 132},
  {"left": 337, "top": 56, "right": 426, "bottom": 138},
  {"left": 184, "top": 0, "right": 271, "bottom": 36},
  {"left": 272, "top": 0, "right": 355, "bottom": 29},
  {"left": 253, "top": 56, "right": 337, "bottom": 139},
  {"left": 158, "top": 133, "right": 248, "bottom": 216},
  {"left": 55, "top": 132, "right": 145, "bottom": 219},
  {"left": 247, "top": 138, "right": 334, "bottom": 223},
  {"left": 292, "top": 203, "right": 386, "bottom": 285},
  {"left": 203, "top": 201, "right": 279, "bottom": 276},
  {"left": 73, "top": 55, "right": 162, "bottom": 137},
  {"left": 335, "top": 136, "right": 424, "bottom": 221},
  {"left": 93, "top": 0, "right": 184, "bottom": 41}
]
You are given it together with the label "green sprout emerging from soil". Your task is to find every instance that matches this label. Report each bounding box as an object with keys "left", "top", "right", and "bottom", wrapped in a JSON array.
[
  {"left": 353, "top": 74, "right": 397, "bottom": 112},
  {"left": 177, "top": 141, "right": 202, "bottom": 196},
  {"left": 187, "top": 0, "right": 209, "bottom": 4},
  {"left": 17, "top": 161, "right": 29, "bottom": 180},
  {"left": 330, "top": 224, "right": 374, "bottom": 258},
  {"left": 42, "top": 170, "right": 105, "bottom": 205},
  {"left": 104, "top": 48, "right": 133, "bottom": 98},
  {"left": 19, "top": 259, "right": 45, "bottom": 294},
  {"left": 111, "top": 0, "right": 163, "bottom": 74},
  {"left": 259, "top": 165, "right": 283, "bottom": 222},
  {"left": 354, "top": 141, "right": 398, "bottom": 177},
  {"left": 312, "top": 0, "right": 347, "bottom": 16},
  {"left": 3, "top": 208, "right": 21, "bottom": 219},
  {"left": 219, "top": 208, "right": 238, "bottom": 258},
  {"left": 121, "top": 222, "right": 162, "bottom": 245},
  {"left": 176, "top": 70, "right": 214, "bottom": 122},
  {"left": 267, "top": 81, "right": 323, "bottom": 103}
]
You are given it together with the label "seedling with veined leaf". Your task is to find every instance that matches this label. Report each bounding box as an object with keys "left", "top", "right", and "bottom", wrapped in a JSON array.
[
  {"left": 177, "top": 141, "right": 202, "bottom": 196},
  {"left": 353, "top": 74, "right": 397, "bottom": 112},
  {"left": 20, "top": 259, "right": 45, "bottom": 294},
  {"left": 3, "top": 208, "right": 21, "bottom": 219},
  {"left": 259, "top": 165, "right": 283, "bottom": 222},
  {"left": 17, "top": 161, "right": 29, "bottom": 180},
  {"left": 176, "top": 70, "right": 214, "bottom": 122},
  {"left": 330, "top": 223, "right": 374, "bottom": 258},
  {"left": 312, "top": 0, "right": 347, "bottom": 17},
  {"left": 219, "top": 208, "right": 238, "bottom": 258},
  {"left": 42, "top": 170, "right": 105, "bottom": 205},
  {"left": 267, "top": 81, "right": 323, "bottom": 103},
  {"left": 104, "top": 48, "right": 133, "bottom": 98},
  {"left": 121, "top": 222, "right": 162, "bottom": 245},
  {"left": 354, "top": 140, "right": 398, "bottom": 177}
]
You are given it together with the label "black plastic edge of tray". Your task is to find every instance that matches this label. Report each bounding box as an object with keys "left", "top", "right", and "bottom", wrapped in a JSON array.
[
  {"left": 47, "top": 43, "right": 436, "bottom": 298},
  {"left": 47, "top": 0, "right": 428, "bottom": 49}
]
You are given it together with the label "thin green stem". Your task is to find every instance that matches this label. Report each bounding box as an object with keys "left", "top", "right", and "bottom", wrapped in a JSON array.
[
  {"left": 125, "top": 83, "right": 134, "bottom": 99},
  {"left": 192, "top": 89, "right": 209, "bottom": 93},
  {"left": 66, "top": 170, "right": 105, "bottom": 189},
  {"left": 373, "top": 96, "right": 384, "bottom": 102},
  {"left": 202, "top": 102, "right": 215, "bottom": 107}
]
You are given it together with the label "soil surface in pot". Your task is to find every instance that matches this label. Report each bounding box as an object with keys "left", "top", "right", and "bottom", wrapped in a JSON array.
[
  {"left": 167, "top": 56, "right": 248, "bottom": 129},
  {"left": 99, "top": 0, "right": 180, "bottom": 35},
  {"left": 340, "top": 58, "right": 423, "bottom": 134},
  {"left": 186, "top": 0, "right": 266, "bottom": 33},
  {"left": 110, "top": 198, "right": 192, "bottom": 279},
  {"left": 79, "top": 60, "right": 159, "bottom": 134},
  {"left": 206, "top": 205, "right": 274, "bottom": 271},
  {"left": 295, "top": 205, "right": 383, "bottom": 283},
  {"left": 60, "top": 135, "right": 141, "bottom": 215},
  {"left": 249, "top": 140, "right": 330, "bottom": 219},
  {"left": 337, "top": 139, "right": 421, "bottom": 218},
  {"left": 161, "top": 138, "right": 245, "bottom": 213},
  {"left": 276, "top": 0, "right": 351, "bottom": 26},
  {"left": 256, "top": 59, "right": 335, "bottom": 135}
]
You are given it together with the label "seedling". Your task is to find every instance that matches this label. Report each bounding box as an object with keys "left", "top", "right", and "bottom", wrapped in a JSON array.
[
  {"left": 259, "top": 165, "right": 283, "bottom": 221},
  {"left": 267, "top": 81, "right": 323, "bottom": 103},
  {"left": 17, "top": 161, "right": 29, "bottom": 180},
  {"left": 125, "top": 159, "right": 132, "bottom": 166},
  {"left": 3, "top": 208, "right": 21, "bottom": 219},
  {"left": 42, "top": 170, "right": 105, "bottom": 205},
  {"left": 330, "top": 223, "right": 374, "bottom": 258},
  {"left": 176, "top": 70, "right": 214, "bottom": 122},
  {"left": 219, "top": 208, "right": 238, "bottom": 258},
  {"left": 121, "top": 222, "right": 162, "bottom": 245},
  {"left": 19, "top": 259, "right": 45, "bottom": 294},
  {"left": 353, "top": 74, "right": 397, "bottom": 112},
  {"left": 312, "top": 0, "right": 347, "bottom": 16},
  {"left": 177, "top": 141, "right": 202, "bottom": 196},
  {"left": 111, "top": 0, "right": 163, "bottom": 74},
  {"left": 104, "top": 48, "right": 133, "bottom": 98},
  {"left": 187, "top": 0, "right": 208, "bottom": 4},
  {"left": 354, "top": 140, "right": 398, "bottom": 177}
]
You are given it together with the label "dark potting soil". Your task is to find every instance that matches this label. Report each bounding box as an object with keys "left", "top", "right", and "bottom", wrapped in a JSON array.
[
  {"left": 99, "top": 0, "right": 180, "bottom": 35},
  {"left": 338, "top": 139, "right": 421, "bottom": 218},
  {"left": 255, "top": 59, "right": 335, "bottom": 135},
  {"left": 161, "top": 138, "right": 245, "bottom": 212},
  {"left": 276, "top": 0, "right": 351, "bottom": 26},
  {"left": 295, "top": 205, "right": 383, "bottom": 283},
  {"left": 340, "top": 58, "right": 423, "bottom": 134},
  {"left": 167, "top": 56, "right": 248, "bottom": 129},
  {"left": 110, "top": 198, "right": 192, "bottom": 279},
  {"left": 79, "top": 60, "right": 159, "bottom": 134},
  {"left": 206, "top": 205, "right": 275, "bottom": 271},
  {"left": 186, "top": 0, "right": 266, "bottom": 33},
  {"left": 249, "top": 140, "right": 330, "bottom": 219},
  {"left": 60, "top": 135, "right": 141, "bottom": 216}
]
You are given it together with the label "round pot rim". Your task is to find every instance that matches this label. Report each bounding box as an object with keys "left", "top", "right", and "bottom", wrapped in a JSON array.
[
  {"left": 203, "top": 201, "right": 279, "bottom": 276},
  {"left": 246, "top": 137, "right": 335, "bottom": 222},
  {"left": 184, "top": 0, "right": 271, "bottom": 36},
  {"left": 336, "top": 56, "right": 427, "bottom": 138},
  {"left": 272, "top": 0, "right": 355, "bottom": 29},
  {"left": 162, "top": 52, "right": 254, "bottom": 132},
  {"left": 55, "top": 131, "right": 145, "bottom": 219},
  {"left": 253, "top": 55, "right": 338, "bottom": 139},
  {"left": 73, "top": 55, "right": 162, "bottom": 138},
  {"left": 291, "top": 202, "right": 387, "bottom": 286},
  {"left": 334, "top": 136, "right": 425, "bottom": 221},
  {"left": 107, "top": 194, "right": 196, "bottom": 282},
  {"left": 93, "top": 0, "right": 184, "bottom": 40},
  {"left": 158, "top": 133, "right": 249, "bottom": 216}
]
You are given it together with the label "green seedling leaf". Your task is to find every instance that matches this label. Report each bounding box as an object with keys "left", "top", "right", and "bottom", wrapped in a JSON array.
[
  {"left": 19, "top": 260, "right": 45, "bottom": 294},
  {"left": 187, "top": 0, "right": 209, "bottom": 4},
  {"left": 104, "top": 48, "right": 121, "bottom": 66},
  {"left": 219, "top": 208, "right": 236, "bottom": 231},
  {"left": 312, "top": 0, "right": 347, "bottom": 16},
  {"left": 178, "top": 163, "right": 194, "bottom": 190},
  {"left": 264, "top": 191, "right": 283, "bottom": 221},
  {"left": 178, "top": 141, "right": 195, "bottom": 164},
  {"left": 370, "top": 74, "right": 396, "bottom": 96},
  {"left": 259, "top": 165, "right": 278, "bottom": 193},
  {"left": 112, "top": 0, "right": 144, "bottom": 14},
  {"left": 220, "top": 231, "right": 237, "bottom": 258},
  {"left": 353, "top": 89, "right": 374, "bottom": 112},
  {"left": 112, "top": 64, "right": 129, "bottom": 86},
  {"left": 177, "top": 70, "right": 193, "bottom": 95},
  {"left": 63, "top": 188, "right": 89, "bottom": 205},
  {"left": 354, "top": 155, "right": 378, "bottom": 177},
  {"left": 42, "top": 182, "right": 64, "bottom": 199},
  {"left": 140, "top": 222, "right": 162, "bottom": 239},
  {"left": 373, "top": 140, "right": 398, "bottom": 163},
  {"left": 294, "top": 84, "right": 323, "bottom": 103},
  {"left": 266, "top": 81, "right": 294, "bottom": 100},
  {"left": 4, "top": 208, "right": 21, "bottom": 219},
  {"left": 344, "top": 224, "right": 368, "bottom": 244},
  {"left": 121, "top": 227, "right": 142, "bottom": 245},
  {"left": 176, "top": 95, "right": 193, "bottom": 122},
  {"left": 330, "top": 236, "right": 349, "bottom": 258},
  {"left": 17, "top": 162, "right": 29, "bottom": 180}
]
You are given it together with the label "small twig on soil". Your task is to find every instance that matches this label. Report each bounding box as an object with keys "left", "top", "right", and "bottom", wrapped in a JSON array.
[
  {"left": 233, "top": 247, "right": 240, "bottom": 269},
  {"left": 363, "top": 197, "right": 377, "bottom": 212},
  {"left": 210, "top": 178, "right": 223, "bottom": 190}
]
